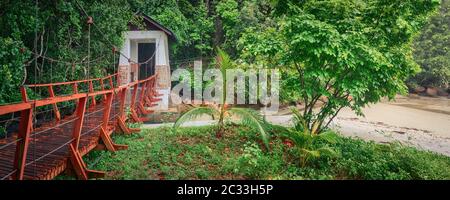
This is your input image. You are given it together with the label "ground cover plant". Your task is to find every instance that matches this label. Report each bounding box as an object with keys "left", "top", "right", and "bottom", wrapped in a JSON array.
[{"left": 79, "top": 125, "right": 450, "bottom": 180}]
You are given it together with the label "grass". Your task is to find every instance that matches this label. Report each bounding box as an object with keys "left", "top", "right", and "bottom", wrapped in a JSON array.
[{"left": 80, "top": 125, "right": 450, "bottom": 180}]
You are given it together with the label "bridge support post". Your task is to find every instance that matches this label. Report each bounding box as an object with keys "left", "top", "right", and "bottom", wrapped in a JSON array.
[
  {"left": 118, "top": 88, "right": 127, "bottom": 121},
  {"left": 69, "top": 144, "right": 105, "bottom": 180},
  {"left": 145, "top": 77, "right": 163, "bottom": 107},
  {"left": 13, "top": 107, "right": 33, "bottom": 180},
  {"left": 117, "top": 117, "right": 140, "bottom": 134},
  {"left": 48, "top": 86, "right": 61, "bottom": 121},
  {"left": 116, "top": 88, "right": 140, "bottom": 134},
  {"left": 69, "top": 96, "right": 105, "bottom": 180},
  {"left": 72, "top": 97, "right": 87, "bottom": 149},
  {"left": 129, "top": 82, "right": 149, "bottom": 123},
  {"left": 136, "top": 81, "right": 150, "bottom": 116},
  {"left": 88, "top": 81, "right": 96, "bottom": 107},
  {"left": 99, "top": 127, "right": 128, "bottom": 152},
  {"left": 100, "top": 79, "right": 107, "bottom": 102},
  {"left": 97, "top": 93, "right": 128, "bottom": 152}
]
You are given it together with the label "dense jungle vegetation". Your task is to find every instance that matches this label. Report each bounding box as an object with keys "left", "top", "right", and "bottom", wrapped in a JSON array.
[
  {"left": 1, "top": 0, "right": 449, "bottom": 180},
  {"left": 1, "top": 0, "right": 447, "bottom": 105}
]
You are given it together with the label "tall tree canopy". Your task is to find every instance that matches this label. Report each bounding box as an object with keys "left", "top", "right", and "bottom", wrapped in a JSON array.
[
  {"left": 0, "top": 0, "right": 277, "bottom": 103},
  {"left": 239, "top": 0, "right": 439, "bottom": 133},
  {"left": 411, "top": 0, "right": 450, "bottom": 88},
  {"left": 0, "top": 0, "right": 135, "bottom": 103},
  {"left": 0, "top": 0, "right": 443, "bottom": 115}
]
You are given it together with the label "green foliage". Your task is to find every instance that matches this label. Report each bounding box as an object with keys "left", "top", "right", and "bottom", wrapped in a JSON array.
[
  {"left": 282, "top": 109, "right": 339, "bottom": 167},
  {"left": 240, "top": 0, "right": 440, "bottom": 133},
  {"left": 233, "top": 142, "right": 284, "bottom": 178},
  {"left": 0, "top": 0, "right": 276, "bottom": 103},
  {"left": 331, "top": 137, "right": 450, "bottom": 180},
  {"left": 216, "top": 0, "right": 275, "bottom": 57},
  {"left": 174, "top": 106, "right": 219, "bottom": 127},
  {"left": 136, "top": 0, "right": 215, "bottom": 59},
  {"left": 0, "top": 0, "right": 134, "bottom": 103},
  {"left": 0, "top": 38, "right": 30, "bottom": 104},
  {"left": 411, "top": 0, "right": 450, "bottom": 88},
  {"left": 173, "top": 49, "right": 270, "bottom": 149},
  {"left": 216, "top": 0, "right": 240, "bottom": 53},
  {"left": 80, "top": 126, "right": 450, "bottom": 180},
  {"left": 179, "top": 105, "right": 269, "bottom": 149},
  {"left": 228, "top": 107, "right": 269, "bottom": 148}
]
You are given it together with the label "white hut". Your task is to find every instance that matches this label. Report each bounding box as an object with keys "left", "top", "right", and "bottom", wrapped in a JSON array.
[{"left": 118, "top": 13, "right": 176, "bottom": 111}]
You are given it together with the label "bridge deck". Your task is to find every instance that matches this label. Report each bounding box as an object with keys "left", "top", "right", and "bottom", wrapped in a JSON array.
[
  {"left": 0, "top": 101, "right": 121, "bottom": 180},
  {"left": 0, "top": 73, "right": 159, "bottom": 180}
]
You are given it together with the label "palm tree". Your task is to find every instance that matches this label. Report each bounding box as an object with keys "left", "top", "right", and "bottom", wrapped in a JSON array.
[{"left": 173, "top": 49, "right": 270, "bottom": 149}]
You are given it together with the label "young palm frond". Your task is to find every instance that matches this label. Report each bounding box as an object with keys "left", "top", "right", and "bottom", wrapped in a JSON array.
[
  {"left": 291, "top": 108, "right": 308, "bottom": 132},
  {"left": 216, "top": 48, "right": 233, "bottom": 73},
  {"left": 173, "top": 106, "right": 219, "bottom": 128},
  {"left": 283, "top": 128, "right": 339, "bottom": 167},
  {"left": 316, "top": 131, "right": 339, "bottom": 144},
  {"left": 172, "top": 49, "right": 271, "bottom": 150},
  {"left": 299, "top": 146, "right": 337, "bottom": 167},
  {"left": 229, "top": 107, "right": 269, "bottom": 149},
  {"left": 315, "top": 146, "right": 337, "bottom": 157}
]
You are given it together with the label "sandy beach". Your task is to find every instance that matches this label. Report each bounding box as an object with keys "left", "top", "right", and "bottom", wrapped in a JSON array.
[{"left": 267, "top": 96, "right": 450, "bottom": 156}]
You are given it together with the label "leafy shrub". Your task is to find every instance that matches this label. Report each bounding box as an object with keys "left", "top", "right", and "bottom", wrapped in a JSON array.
[
  {"left": 330, "top": 137, "right": 450, "bottom": 180},
  {"left": 232, "top": 142, "right": 284, "bottom": 179},
  {"left": 76, "top": 125, "right": 450, "bottom": 180},
  {"left": 278, "top": 109, "right": 339, "bottom": 167}
]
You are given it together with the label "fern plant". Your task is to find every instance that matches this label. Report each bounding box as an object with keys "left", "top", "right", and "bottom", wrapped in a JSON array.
[
  {"left": 283, "top": 109, "right": 339, "bottom": 167},
  {"left": 173, "top": 49, "right": 270, "bottom": 149}
]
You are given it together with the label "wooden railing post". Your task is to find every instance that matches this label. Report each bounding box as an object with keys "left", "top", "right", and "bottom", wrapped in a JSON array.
[
  {"left": 20, "top": 86, "right": 28, "bottom": 103},
  {"left": 68, "top": 95, "right": 106, "bottom": 180},
  {"left": 119, "top": 88, "right": 127, "bottom": 121},
  {"left": 139, "top": 81, "right": 149, "bottom": 104},
  {"left": 116, "top": 87, "right": 139, "bottom": 134},
  {"left": 102, "top": 93, "right": 113, "bottom": 130},
  {"left": 129, "top": 83, "right": 146, "bottom": 122},
  {"left": 99, "top": 92, "right": 127, "bottom": 151},
  {"left": 88, "top": 81, "right": 96, "bottom": 106},
  {"left": 145, "top": 79, "right": 152, "bottom": 100},
  {"left": 72, "top": 83, "right": 79, "bottom": 94},
  {"left": 71, "top": 96, "right": 87, "bottom": 150},
  {"left": 145, "top": 77, "right": 159, "bottom": 106},
  {"left": 100, "top": 79, "right": 106, "bottom": 102},
  {"left": 108, "top": 77, "right": 114, "bottom": 89},
  {"left": 13, "top": 107, "right": 33, "bottom": 180},
  {"left": 130, "top": 84, "right": 138, "bottom": 109},
  {"left": 48, "top": 85, "right": 61, "bottom": 121}
]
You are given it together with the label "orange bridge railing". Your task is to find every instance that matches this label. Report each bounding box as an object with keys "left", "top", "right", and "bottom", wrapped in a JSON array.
[{"left": 0, "top": 73, "right": 161, "bottom": 180}]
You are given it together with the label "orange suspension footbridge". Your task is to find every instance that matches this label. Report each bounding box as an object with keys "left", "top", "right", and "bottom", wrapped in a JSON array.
[
  {"left": 0, "top": 0, "right": 165, "bottom": 180},
  {"left": 0, "top": 72, "right": 162, "bottom": 180}
]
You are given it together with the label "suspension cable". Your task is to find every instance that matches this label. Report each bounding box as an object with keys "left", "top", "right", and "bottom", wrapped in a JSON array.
[{"left": 29, "top": 51, "right": 105, "bottom": 66}]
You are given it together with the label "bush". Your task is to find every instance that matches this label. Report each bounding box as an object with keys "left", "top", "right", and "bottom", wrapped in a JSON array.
[
  {"left": 329, "top": 137, "right": 450, "bottom": 180},
  {"left": 232, "top": 142, "right": 284, "bottom": 179}
]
